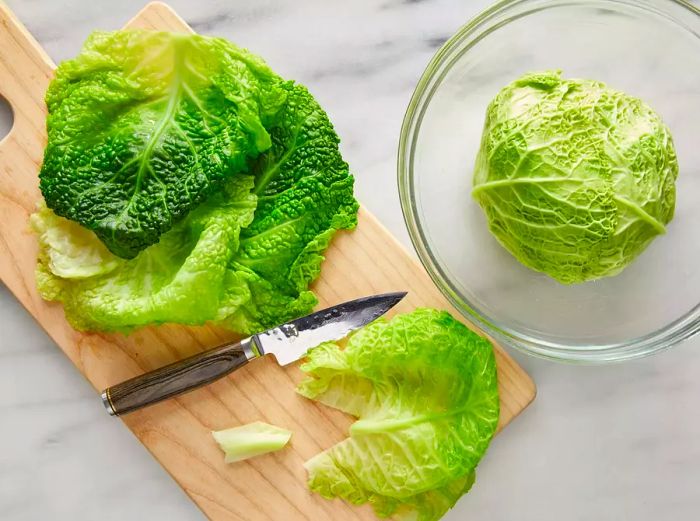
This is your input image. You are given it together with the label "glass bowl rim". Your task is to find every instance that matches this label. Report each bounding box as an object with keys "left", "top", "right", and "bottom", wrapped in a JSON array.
[{"left": 397, "top": 0, "right": 700, "bottom": 363}]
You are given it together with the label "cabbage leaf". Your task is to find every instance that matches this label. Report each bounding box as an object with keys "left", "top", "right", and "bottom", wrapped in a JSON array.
[
  {"left": 298, "top": 309, "right": 499, "bottom": 521},
  {"left": 223, "top": 82, "right": 358, "bottom": 333},
  {"left": 32, "top": 176, "right": 257, "bottom": 331},
  {"left": 40, "top": 31, "right": 286, "bottom": 259}
]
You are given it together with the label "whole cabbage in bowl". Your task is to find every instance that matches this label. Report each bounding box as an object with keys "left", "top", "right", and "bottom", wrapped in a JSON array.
[{"left": 472, "top": 70, "right": 678, "bottom": 284}]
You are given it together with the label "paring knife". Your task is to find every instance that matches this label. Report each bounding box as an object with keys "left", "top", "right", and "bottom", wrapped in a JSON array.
[{"left": 101, "top": 292, "right": 407, "bottom": 416}]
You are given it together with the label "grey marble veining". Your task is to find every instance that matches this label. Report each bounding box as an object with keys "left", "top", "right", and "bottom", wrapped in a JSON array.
[{"left": 2, "top": 1, "right": 700, "bottom": 520}]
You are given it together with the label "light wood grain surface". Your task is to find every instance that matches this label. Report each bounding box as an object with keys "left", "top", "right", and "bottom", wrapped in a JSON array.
[{"left": 0, "top": 2, "right": 536, "bottom": 520}]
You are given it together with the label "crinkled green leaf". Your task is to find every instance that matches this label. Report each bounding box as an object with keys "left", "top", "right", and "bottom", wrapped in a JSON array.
[
  {"left": 472, "top": 70, "right": 678, "bottom": 284},
  {"left": 32, "top": 176, "right": 257, "bottom": 332},
  {"left": 40, "top": 30, "right": 286, "bottom": 259},
  {"left": 222, "top": 82, "right": 358, "bottom": 333},
  {"left": 298, "top": 309, "right": 499, "bottom": 521}
]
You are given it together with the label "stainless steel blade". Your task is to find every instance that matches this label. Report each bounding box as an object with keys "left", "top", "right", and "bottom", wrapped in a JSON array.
[{"left": 252, "top": 292, "right": 407, "bottom": 365}]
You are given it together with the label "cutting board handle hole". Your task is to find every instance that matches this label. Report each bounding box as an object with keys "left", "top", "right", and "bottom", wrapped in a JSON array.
[{"left": 0, "top": 96, "right": 14, "bottom": 145}]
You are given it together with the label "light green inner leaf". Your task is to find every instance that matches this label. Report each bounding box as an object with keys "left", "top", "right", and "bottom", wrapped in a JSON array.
[{"left": 298, "top": 309, "right": 499, "bottom": 521}]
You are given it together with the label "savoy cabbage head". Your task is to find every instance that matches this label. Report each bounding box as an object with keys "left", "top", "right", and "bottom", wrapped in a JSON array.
[{"left": 472, "top": 71, "right": 678, "bottom": 284}]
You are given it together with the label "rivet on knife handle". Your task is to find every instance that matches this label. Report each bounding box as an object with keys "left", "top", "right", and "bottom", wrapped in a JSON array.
[{"left": 101, "top": 338, "right": 259, "bottom": 416}]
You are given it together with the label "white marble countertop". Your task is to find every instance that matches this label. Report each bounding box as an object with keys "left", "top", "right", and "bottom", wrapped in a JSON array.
[{"left": 2, "top": 1, "right": 700, "bottom": 520}]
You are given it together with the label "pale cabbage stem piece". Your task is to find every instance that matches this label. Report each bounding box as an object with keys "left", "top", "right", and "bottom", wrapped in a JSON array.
[{"left": 212, "top": 421, "right": 292, "bottom": 464}]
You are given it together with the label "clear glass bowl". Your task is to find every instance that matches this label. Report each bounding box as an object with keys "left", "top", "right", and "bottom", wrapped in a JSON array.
[{"left": 398, "top": 0, "right": 700, "bottom": 362}]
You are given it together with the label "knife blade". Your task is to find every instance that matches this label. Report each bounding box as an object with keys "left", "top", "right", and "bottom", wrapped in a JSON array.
[
  {"left": 101, "top": 292, "right": 406, "bottom": 416},
  {"left": 253, "top": 292, "right": 406, "bottom": 365}
]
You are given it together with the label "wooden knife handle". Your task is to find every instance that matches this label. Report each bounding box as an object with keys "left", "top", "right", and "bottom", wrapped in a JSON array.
[{"left": 101, "top": 337, "right": 258, "bottom": 416}]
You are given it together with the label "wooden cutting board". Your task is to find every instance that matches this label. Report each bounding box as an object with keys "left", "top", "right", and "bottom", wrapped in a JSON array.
[{"left": 0, "top": 2, "right": 536, "bottom": 520}]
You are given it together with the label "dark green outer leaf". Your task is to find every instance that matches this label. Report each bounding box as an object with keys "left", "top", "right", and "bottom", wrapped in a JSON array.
[
  {"left": 40, "top": 30, "right": 286, "bottom": 258},
  {"left": 221, "top": 82, "right": 359, "bottom": 333}
]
